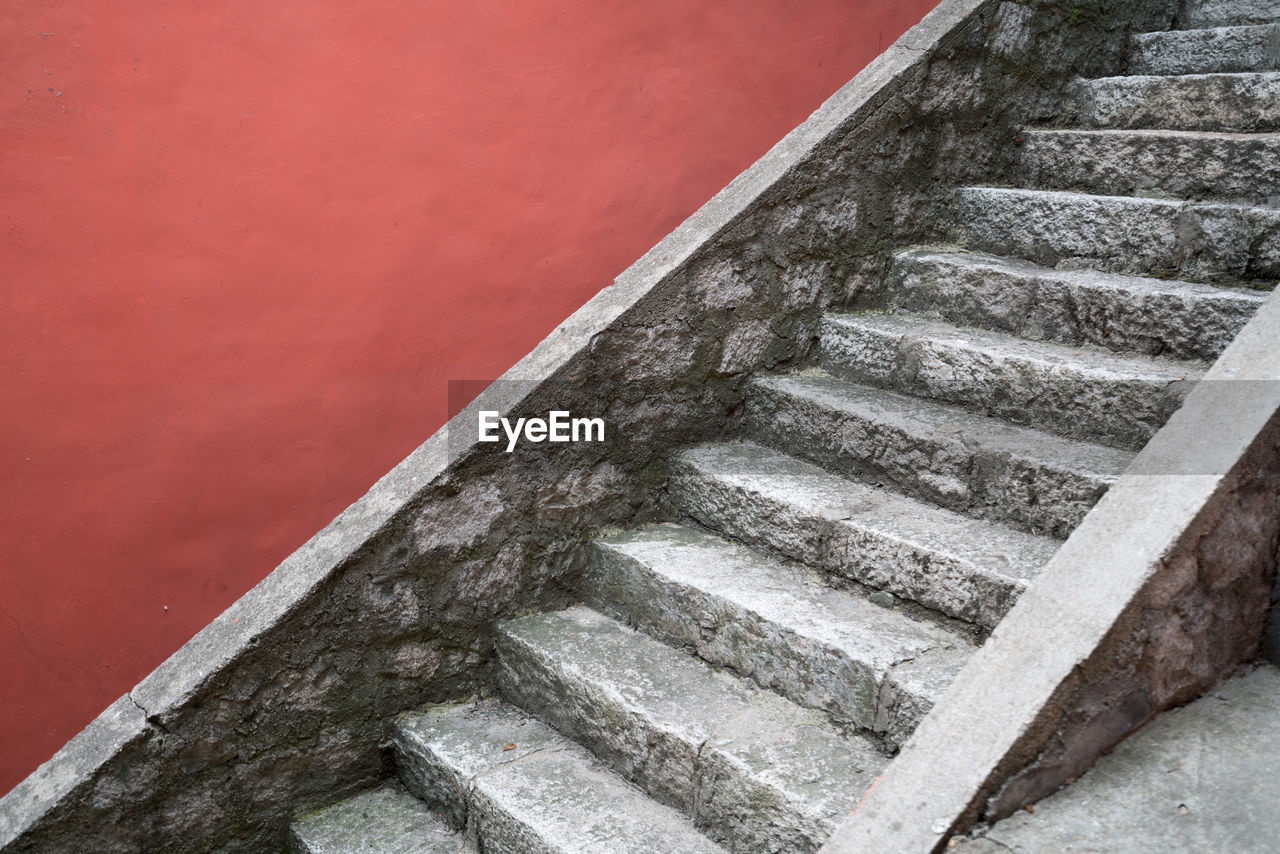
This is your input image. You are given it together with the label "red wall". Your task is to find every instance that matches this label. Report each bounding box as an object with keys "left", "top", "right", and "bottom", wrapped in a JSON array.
[{"left": 0, "top": 0, "right": 936, "bottom": 795}]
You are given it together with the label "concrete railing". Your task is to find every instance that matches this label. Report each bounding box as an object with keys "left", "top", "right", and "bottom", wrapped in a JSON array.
[{"left": 0, "top": 1, "right": 1184, "bottom": 851}]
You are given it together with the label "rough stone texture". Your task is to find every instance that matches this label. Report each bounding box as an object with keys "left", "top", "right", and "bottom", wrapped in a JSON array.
[
  {"left": 958, "top": 186, "right": 1280, "bottom": 285},
  {"left": 393, "top": 701, "right": 727, "bottom": 854},
  {"left": 952, "top": 665, "right": 1280, "bottom": 853},
  {"left": 822, "top": 291, "right": 1280, "bottom": 854},
  {"left": 745, "top": 371, "right": 1131, "bottom": 537},
  {"left": 290, "top": 784, "right": 468, "bottom": 854},
  {"left": 1182, "top": 0, "right": 1280, "bottom": 27},
  {"left": 494, "top": 607, "right": 884, "bottom": 854},
  {"left": 669, "top": 442, "right": 1058, "bottom": 628},
  {"left": 583, "top": 524, "right": 973, "bottom": 744},
  {"left": 1016, "top": 128, "right": 1280, "bottom": 210},
  {"left": 819, "top": 312, "right": 1198, "bottom": 450},
  {"left": 1078, "top": 71, "right": 1280, "bottom": 133},
  {"left": 1265, "top": 571, "right": 1280, "bottom": 664},
  {"left": 884, "top": 248, "right": 1265, "bottom": 361},
  {"left": 1132, "top": 23, "right": 1280, "bottom": 75},
  {"left": 0, "top": 1, "right": 1192, "bottom": 850}
]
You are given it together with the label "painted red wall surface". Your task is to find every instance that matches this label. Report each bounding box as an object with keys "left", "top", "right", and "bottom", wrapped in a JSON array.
[{"left": 0, "top": 0, "right": 936, "bottom": 794}]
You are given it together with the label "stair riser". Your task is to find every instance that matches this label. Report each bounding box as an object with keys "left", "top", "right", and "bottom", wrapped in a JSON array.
[
  {"left": 1077, "top": 74, "right": 1280, "bottom": 133},
  {"left": 888, "top": 248, "right": 1262, "bottom": 360},
  {"left": 745, "top": 380, "right": 1107, "bottom": 538},
  {"left": 668, "top": 459, "right": 1023, "bottom": 628},
  {"left": 1184, "top": 0, "right": 1280, "bottom": 27},
  {"left": 1017, "top": 130, "right": 1280, "bottom": 208},
  {"left": 494, "top": 628, "right": 832, "bottom": 854},
  {"left": 958, "top": 188, "right": 1280, "bottom": 285},
  {"left": 1131, "top": 25, "right": 1280, "bottom": 75},
  {"left": 819, "top": 317, "right": 1190, "bottom": 451},
  {"left": 585, "top": 542, "right": 926, "bottom": 740}
]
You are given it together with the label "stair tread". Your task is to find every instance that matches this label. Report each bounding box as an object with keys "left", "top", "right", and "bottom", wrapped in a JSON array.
[
  {"left": 1078, "top": 71, "right": 1280, "bottom": 132},
  {"left": 899, "top": 247, "right": 1264, "bottom": 303},
  {"left": 291, "top": 784, "right": 469, "bottom": 854},
  {"left": 753, "top": 371, "right": 1133, "bottom": 477},
  {"left": 1014, "top": 130, "right": 1280, "bottom": 209},
  {"left": 596, "top": 523, "right": 973, "bottom": 669},
  {"left": 962, "top": 184, "right": 1279, "bottom": 216},
  {"left": 675, "top": 441, "right": 1058, "bottom": 585},
  {"left": 822, "top": 311, "right": 1201, "bottom": 382},
  {"left": 395, "top": 700, "right": 728, "bottom": 854},
  {"left": 588, "top": 523, "right": 973, "bottom": 742},
  {"left": 1087, "top": 70, "right": 1280, "bottom": 83},
  {"left": 1183, "top": 0, "right": 1280, "bottom": 28},
  {"left": 956, "top": 186, "right": 1280, "bottom": 286},
  {"left": 497, "top": 606, "right": 886, "bottom": 829},
  {"left": 1132, "top": 24, "right": 1280, "bottom": 76}
]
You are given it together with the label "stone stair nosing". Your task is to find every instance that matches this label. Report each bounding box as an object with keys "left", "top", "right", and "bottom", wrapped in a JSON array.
[
  {"left": 289, "top": 783, "right": 471, "bottom": 854},
  {"left": 818, "top": 311, "right": 1200, "bottom": 452},
  {"left": 884, "top": 248, "right": 1266, "bottom": 361},
  {"left": 393, "top": 700, "right": 729, "bottom": 854},
  {"left": 744, "top": 370, "right": 1132, "bottom": 538},
  {"left": 1015, "top": 129, "right": 1280, "bottom": 209},
  {"left": 668, "top": 442, "right": 1060, "bottom": 630},
  {"left": 493, "top": 606, "right": 887, "bottom": 854},
  {"left": 1130, "top": 23, "right": 1280, "bottom": 76},
  {"left": 956, "top": 186, "right": 1280, "bottom": 285},
  {"left": 583, "top": 523, "right": 974, "bottom": 745},
  {"left": 1077, "top": 71, "right": 1280, "bottom": 134}
]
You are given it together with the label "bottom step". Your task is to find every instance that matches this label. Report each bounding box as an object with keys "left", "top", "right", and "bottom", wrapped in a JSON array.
[
  {"left": 394, "top": 701, "right": 728, "bottom": 854},
  {"left": 291, "top": 783, "right": 469, "bottom": 854}
]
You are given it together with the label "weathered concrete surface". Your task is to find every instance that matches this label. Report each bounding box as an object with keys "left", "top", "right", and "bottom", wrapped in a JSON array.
[
  {"left": 746, "top": 371, "right": 1129, "bottom": 537},
  {"left": 584, "top": 524, "right": 973, "bottom": 744},
  {"left": 393, "top": 701, "right": 727, "bottom": 854},
  {"left": 290, "top": 784, "right": 469, "bottom": 854},
  {"left": 958, "top": 187, "right": 1280, "bottom": 284},
  {"left": 1017, "top": 129, "right": 1280, "bottom": 208},
  {"left": 885, "top": 248, "right": 1264, "bottom": 360},
  {"left": 822, "top": 289, "right": 1280, "bottom": 854},
  {"left": 1078, "top": 72, "right": 1280, "bottom": 133},
  {"left": 1132, "top": 24, "right": 1280, "bottom": 75},
  {"left": 819, "top": 312, "right": 1197, "bottom": 450},
  {"left": 669, "top": 442, "right": 1058, "bottom": 628},
  {"left": 1183, "top": 0, "right": 1280, "bottom": 27},
  {"left": 952, "top": 665, "right": 1280, "bottom": 854},
  {"left": 0, "top": 1, "right": 1191, "bottom": 850},
  {"left": 494, "top": 606, "right": 884, "bottom": 854}
]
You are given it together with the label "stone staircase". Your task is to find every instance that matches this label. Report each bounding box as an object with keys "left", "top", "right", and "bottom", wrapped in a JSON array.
[{"left": 289, "top": 3, "right": 1276, "bottom": 852}]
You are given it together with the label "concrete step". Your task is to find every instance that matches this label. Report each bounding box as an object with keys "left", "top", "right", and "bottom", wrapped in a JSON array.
[
  {"left": 1077, "top": 72, "right": 1280, "bottom": 133},
  {"left": 669, "top": 442, "right": 1059, "bottom": 628},
  {"left": 393, "top": 700, "right": 728, "bottom": 854},
  {"left": 1016, "top": 129, "right": 1280, "bottom": 207},
  {"left": 1131, "top": 24, "right": 1280, "bottom": 75},
  {"left": 494, "top": 606, "right": 885, "bottom": 854},
  {"left": 584, "top": 524, "right": 974, "bottom": 745},
  {"left": 957, "top": 187, "right": 1280, "bottom": 285},
  {"left": 885, "top": 248, "right": 1265, "bottom": 362},
  {"left": 745, "top": 371, "right": 1130, "bottom": 538},
  {"left": 1183, "top": 0, "right": 1280, "bottom": 28},
  {"left": 818, "top": 312, "right": 1197, "bottom": 451},
  {"left": 290, "top": 784, "right": 470, "bottom": 854}
]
